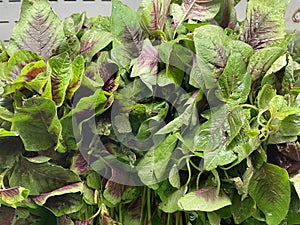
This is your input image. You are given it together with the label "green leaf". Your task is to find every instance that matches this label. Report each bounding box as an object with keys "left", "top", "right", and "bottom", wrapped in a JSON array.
[
  {"left": 136, "top": 101, "right": 169, "bottom": 140},
  {"left": 216, "top": 53, "right": 251, "bottom": 104},
  {"left": 0, "top": 129, "right": 17, "bottom": 137},
  {"left": 249, "top": 163, "right": 290, "bottom": 225},
  {"left": 0, "top": 41, "right": 9, "bottom": 63},
  {"left": 269, "top": 96, "right": 300, "bottom": 120},
  {"left": 9, "top": 158, "right": 81, "bottom": 195},
  {"left": 277, "top": 114, "right": 300, "bottom": 137},
  {"left": 159, "top": 187, "right": 186, "bottom": 213},
  {"left": 203, "top": 146, "right": 237, "bottom": 171},
  {"left": 0, "top": 137, "right": 23, "bottom": 171},
  {"left": 197, "top": 106, "right": 245, "bottom": 170},
  {"left": 7, "top": 0, "right": 65, "bottom": 60},
  {"left": 80, "top": 30, "right": 113, "bottom": 61},
  {"left": 169, "top": 164, "right": 181, "bottom": 189},
  {"left": 47, "top": 52, "right": 71, "bottom": 107},
  {"left": 63, "top": 12, "right": 86, "bottom": 36},
  {"left": 231, "top": 195, "right": 256, "bottom": 224},
  {"left": 207, "top": 212, "right": 221, "bottom": 225},
  {"left": 257, "top": 84, "right": 276, "bottom": 110},
  {"left": 11, "top": 96, "right": 62, "bottom": 151},
  {"left": 158, "top": 41, "right": 193, "bottom": 85},
  {"left": 290, "top": 174, "right": 300, "bottom": 199},
  {"left": 178, "top": 186, "right": 231, "bottom": 212},
  {"left": 137, "top": 134, "right": 178, "bottom": 186},
  {"left": 67, "top": 89, "right": 107, "bottom": 118}
]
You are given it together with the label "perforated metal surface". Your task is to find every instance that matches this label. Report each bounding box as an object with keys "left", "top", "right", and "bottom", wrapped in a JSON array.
[{"left": 0, "top": 0, "right": 141, "bottom": 44}]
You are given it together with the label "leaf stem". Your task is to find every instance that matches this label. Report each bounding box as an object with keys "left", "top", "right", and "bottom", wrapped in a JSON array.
[
  {"left": 147, "top": 187, "right": 152, "bottom": 225},
  {"left": 118, "top": 204, "right": 123, "bottom": 223},
  {"left": 241, "top": 104, "right": 258, "bottom": 111},
  {"left": 167, "top": 213, "right": 171, "bottom": 225},
  {"left": 185, "top": 158, "right": 192, "bottom": 186},
  {"left": 141, "top": 186, "right": 147, "bottom": 224}
]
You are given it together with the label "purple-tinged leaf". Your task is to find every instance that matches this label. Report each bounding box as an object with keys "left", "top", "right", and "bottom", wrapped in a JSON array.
[
  {"left": 249, "top": 163, "right": 290, "bottom": 225},
  {"left": 75, "top": 219, "right": 93, "bottom": 225},
  {"left": 178, "top": 186, "right": 231, "bottom": 211},
  {"left": 247, "top": 47, "right": 285, "bottom": 81},
  {"left": 215, "top": 0, "right": 236, "bottom": 29},
  {"left": 7, "top": 0, "right": 65, "bottom": 60},
  {"left": 240, "top": 0, "right": 288, "bottom": 51},
  {"left": 57, "top": 215, "right": 74, "bottom": 225},
  {"left": 131, "top": 39, "right": 159, "bottom": 78},
  {"left": 192, "top": 25, "right": 230, "bottom": 89},
  {"left": 80, "top": 30, "right": 113, "bottom": 62},
  {"left": 4, "top": 50, "right": 43, "bottom": 82},
  {"left": 0, "top": 207, "right": 14, "bottom": 225},
  {"left": 66, "top": 55, "right": 85, "bottom": 100},
  {"left": 9, "top": 157, "right": 81, "bottom": 195},
  {"left": 99, "top": 62, "right": 119, "bottom": 93},
  {"left": 75, "top": 203, "right": 115, "bottom": 225},
  {"left": 121, "top": 25, "right": 144, "bottom": 59},
  {"left": 277, "top": 142, "right": 300, "bottom": 162},
  {"left": 183, "top": 0, "right": 219, "bottom": 20},
  {"left": 33, "top": 182, "right": 83, "bottom": 205},
  {"left": 138, "top": 0, "right": 171, "bottom": 34},
  {"left": 84, "top": 62, "right": 104, "bottom": 89},
  {"left": 0, "top": 186, "right": 29, "bottom": 207},
  {"left": 124, "top": 197, "right": 143, "bottom": 225},
  {"left": 71, "top": 154, "right": 89, "bottom": 174},
  {"left": 111, "top": 0, "right": 142, "bottom": 45},
  {"left": 99, "top": 62, "right": 118, "bottom": 84},
  {"left": 74, "top": 205, "right": 101, "bottom": 225},
  {"left": 111, "top": 0, "right": 144, "bottom": 68},
  {"left": 6, "top": 60, "right": 48, "bottom": 94},
  {"left": 43, "top": 193, "right": 83, "bottom": 217},
  {"left": 100, "top": 203, "right": 118, "bottom": 225},
  {"left": 138, "top": 0, "right": 161, "bottom": 32},
  {"left": 47, "top": 52, "right": 71, "bottom": 107},
  {"left": 19, "top": 60, "right": 47, "bottom": 82},
  {"left": 103, "top": 168, "right": 132, "bottom": 205}
]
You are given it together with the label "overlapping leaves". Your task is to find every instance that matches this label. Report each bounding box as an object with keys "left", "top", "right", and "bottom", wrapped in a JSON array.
[{"left": 0, "top": 0, "right": 299, "bottom": 224}]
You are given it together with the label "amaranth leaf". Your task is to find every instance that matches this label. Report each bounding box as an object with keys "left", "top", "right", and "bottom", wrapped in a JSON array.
[{"left": 7, "top": 0, "right": 65, "bottom": 60}]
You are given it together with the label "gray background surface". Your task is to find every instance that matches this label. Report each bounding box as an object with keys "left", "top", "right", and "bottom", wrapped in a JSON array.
[{"left": 0, "top": 0, "right": 299, "bottom": 44}]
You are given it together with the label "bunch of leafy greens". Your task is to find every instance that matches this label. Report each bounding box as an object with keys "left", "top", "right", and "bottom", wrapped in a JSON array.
[{"left": 0, "top": 0, "right": 299, "bottom": 224}]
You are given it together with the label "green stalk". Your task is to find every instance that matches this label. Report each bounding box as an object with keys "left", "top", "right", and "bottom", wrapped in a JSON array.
[
  {"left": 119, "top": 204, "right": 123, "bottom": 223},
  {"left": 147, "top": 187, "right": 152, "bottom": 225},
  {"left": 176, "top": 212, "right": 180, "bottom": 225},
  {"left": 179, "top": 212, "right": 183, "bottom": 225},
  {"left": 167, "top": 213, "right": 171, "bottom": 225},
  {"left": 141, "top": 186, "right": 147, "bottom": 225}
]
